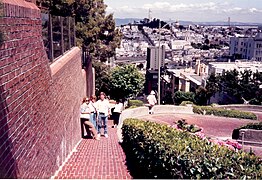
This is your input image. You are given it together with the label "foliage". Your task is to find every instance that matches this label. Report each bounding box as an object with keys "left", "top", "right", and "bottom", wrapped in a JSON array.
[
  {"left": 179, "top": 101, "right": 194, "bottom": 106},
  {"left": 162, "top": 91, "right": 174, "bottom": 105},
  {"left": 204, "top": 70, "right": 262, "bottom": 104},
  {"left": 205, "top": 73, "right": 219, "bottom": 103},
  {"left": 92, "top": 60, "right": 110, "bottom": 95},
  {"left": 109, "top": 64, "right": 145, "bottom": 100},
  {"left": 122, "top": 119, "right": 262, "bottom": 179},
  {"left": 38, "top": 0, "right": 122, "bottom": 61},
  {"left": 176, "top": 119, "right": 202, "bottom": 133},
  {"left": 232, "top": 122, "right": 262, "bottom": 139},
  {"left": 193, "top": 106, "right": 257, "bottom": 120},
  {"left": 173, "top": 91, "right": 195, "bottom": 105},
  {"left": 128, "top": 100, "right": 144, "bottom": 108},
  {"left": 194, "top": 86, "right": 208, "bottom": 105}
]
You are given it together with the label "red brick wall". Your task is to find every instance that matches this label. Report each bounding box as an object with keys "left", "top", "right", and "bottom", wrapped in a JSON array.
[{"left": 0, "top": 0, "right": 88, "bottom": 178}]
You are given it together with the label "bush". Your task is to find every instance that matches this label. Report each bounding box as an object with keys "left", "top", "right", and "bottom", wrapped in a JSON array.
[
  {"left": 173, "top": 91, "right": 195, "bottom": 105},
  {"left": 193, "top": 106, "right": 257, "bottom": 120},
  {"left": 232, "top": 122, "right": 262, "bottom": 139},
  {"left": 128, "top": 99, "right": 144, "bottom": 107},
  {"left": 249, "top": 98, "right": 261, "bottom": 105},
  {"left": 179, "top": 101, "right": 194, "bottom": 106},
  {"left": 122, "top": 119, "right": 262, "bottom": 179}
]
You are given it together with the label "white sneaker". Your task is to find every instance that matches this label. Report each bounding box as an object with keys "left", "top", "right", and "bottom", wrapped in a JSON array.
[
  {"left": 104, "top": 134, "right": 108, "bottom": 138},
  {"left": 97, "top": 134, "right": 101, "bottom": 138}
]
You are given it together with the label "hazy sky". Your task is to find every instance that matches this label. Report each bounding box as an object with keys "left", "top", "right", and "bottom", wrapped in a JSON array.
[{"left": 104, "top": 0, "right": 262, "bottom": 23}]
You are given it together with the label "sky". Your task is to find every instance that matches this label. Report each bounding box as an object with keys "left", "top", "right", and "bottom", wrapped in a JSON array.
[{"left": 104, "top": 0, "right": 262, "bottom": 23}]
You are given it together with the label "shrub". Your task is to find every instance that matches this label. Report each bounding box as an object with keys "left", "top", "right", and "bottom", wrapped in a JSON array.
[
  {"left": 173, "top": 91, "right": 195, "bottom": 105},
  {"left": 122, "top": 119, "right": 262, "bottom": 179},
  {"left": 128, "top": 99, "right": 144, "bottom": 107},
  {"left": 249, "top": 98, "right": 261, "bottom": 105},
  {"left": 179, "top": 101, "right": 194, "bottom": 106},
  {"left": 193, "top": 106, "right": 257, "bottom": 120},
  {"left": 232, "top": 122, "right": 262, "bottom": 139}
]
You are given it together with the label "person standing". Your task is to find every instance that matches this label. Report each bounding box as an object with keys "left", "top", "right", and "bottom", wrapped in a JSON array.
[
  {"left": 89, "top": 95, "right": 97, "bottom": 130},
  {"left": 147, "top": 90, "right": 157, "bottom": 114},
  {"left": 112, "top": 99, "right": 123, "bottom": 128},
  {"left": 96, "top": 92, "right": 111, "bottom": 138},
  {"left": 80, "top": 97, "right": 99, "bottom": 140}
]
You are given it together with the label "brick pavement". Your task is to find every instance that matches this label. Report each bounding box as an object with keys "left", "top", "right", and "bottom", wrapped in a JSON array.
[{"left": 54, "top": 120, "right": 132, "bottom": 179}]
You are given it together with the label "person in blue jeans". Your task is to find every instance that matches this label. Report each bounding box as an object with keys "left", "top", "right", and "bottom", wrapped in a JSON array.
[
  {"left": 96, "top": 92, "right": 111, "bottom": 138},
  {"left": 88, "top": 95, "right": 97, "bottom": 130}
]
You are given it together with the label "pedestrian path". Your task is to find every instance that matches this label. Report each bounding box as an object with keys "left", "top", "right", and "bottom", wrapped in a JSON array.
[{"left": 54, "top": 121, "right": 132, "bottom": 179}]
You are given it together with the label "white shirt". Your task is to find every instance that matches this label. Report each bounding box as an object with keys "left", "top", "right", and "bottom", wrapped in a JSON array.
[
  {"left": 113, "top": 103, "right": 123, "bottom": 113},
  {"left": 147, "top": 94, "right": 157, "bottom": 106},
  {"left": 88, "top": 101, "right": 97, "bottom": 113},
  {"left": 80, "top": 103, "right": 90, "bottom": 119},
  {"left": 96, "top": 99, "right": 110, "bottom": 116}
]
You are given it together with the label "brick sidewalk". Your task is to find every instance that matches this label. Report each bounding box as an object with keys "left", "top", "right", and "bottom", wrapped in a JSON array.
[{"left": 54, "top": 120, "right": 132, "bottom": 179}]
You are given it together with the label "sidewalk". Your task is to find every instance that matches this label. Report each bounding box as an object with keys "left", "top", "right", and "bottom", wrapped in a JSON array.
[{"left": 54, "top": 120, "right": 132, "bottom": 179}]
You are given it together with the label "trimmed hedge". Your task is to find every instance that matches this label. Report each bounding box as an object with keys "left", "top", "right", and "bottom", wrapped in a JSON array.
[
  {"left": 122, "top": 119, "right": 262, "bottom": 179},
  {"left": 232, "top": 122, "right": 262, "bottom": 139},
  {"left": 193, "top": 106, "right": 257, "bottom": 120},
  {"left": 128, "top": 99, "right": 144, "bottom": 107}
]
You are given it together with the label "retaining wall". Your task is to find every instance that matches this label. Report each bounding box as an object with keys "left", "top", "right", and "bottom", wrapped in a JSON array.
[{"left": 0, "top": 1, "right": 88, "bottom": 178}]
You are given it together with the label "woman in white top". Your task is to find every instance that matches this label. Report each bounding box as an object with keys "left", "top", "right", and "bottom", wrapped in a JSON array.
[
  {"left": 112, "top": 99, "right": 123, "bottom": 128},
  {"left": 147, "top": 90, "right": 157, "bottom": 114},
  {"left": 80, "top": 97, "right": 99, "bottom": 140}
]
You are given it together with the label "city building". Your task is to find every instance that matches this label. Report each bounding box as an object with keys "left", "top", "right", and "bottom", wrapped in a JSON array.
[
  {"left": 230, "top": 32, "right": 262, "bottom": 61},
  {"left": 146, "top": 45, "right": 165, "bottom": 70}
]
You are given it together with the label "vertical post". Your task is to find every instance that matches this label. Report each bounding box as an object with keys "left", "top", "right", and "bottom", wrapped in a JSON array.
[
  {"left": 68, "top": 17, "right": 71, "bottom": 48},
  {"left": 158, "top": 20, "right": 161, "bottom": 105},
  {"left": 60, "top": 16, "right": 64, "bottom": 54},
  {"left": 48, "top": 13, "right": 54, "bottom": 62},
  {"left": 73, "top": 17, "right": 76, "bottom": 46},
  {"left": 241, "top": 131, "right": 245, "bottom": 150}
]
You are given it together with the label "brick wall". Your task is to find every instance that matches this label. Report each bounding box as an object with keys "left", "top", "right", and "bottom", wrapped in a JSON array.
[{"left": 0, "top": 0, "right": 89, "bottom": 178}]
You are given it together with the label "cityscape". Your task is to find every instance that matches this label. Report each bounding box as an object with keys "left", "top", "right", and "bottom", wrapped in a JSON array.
[{"left": 0, "top": 0, "right": 262, "bottom": 179}]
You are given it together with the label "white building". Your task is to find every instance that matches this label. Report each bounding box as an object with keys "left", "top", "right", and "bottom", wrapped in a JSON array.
[
  {"left": 208, "top": 60, "right": 262, "bottom": 76},
  {"left": 230, "top": 32, "right": 262, "bottom": 61}
]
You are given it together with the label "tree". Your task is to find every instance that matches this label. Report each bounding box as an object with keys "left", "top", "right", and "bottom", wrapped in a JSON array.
[
  {"left": 92, "top": 60, "right": 110, "bottom": 96},
  {"left": 194, "top": 86, "right": 207, "bottom": 105},
  {"left": 206, "top": 73, "right": 220, "bottom": 104},
  {"left": 173, "top": 91, "right": 195, "bottom": 105},
  {"left": 109, "top": 64, "right": 145, "bottom": 100}
]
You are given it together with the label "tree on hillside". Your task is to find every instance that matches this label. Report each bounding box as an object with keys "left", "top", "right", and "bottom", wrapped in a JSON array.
[
  {"left": 109, "top": 65, "right": 145, "bottom": 100},
  {"left": 37, "top": 0, "right": 122, "bottom": 61}
]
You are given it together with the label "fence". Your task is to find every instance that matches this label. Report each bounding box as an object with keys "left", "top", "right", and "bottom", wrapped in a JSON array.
[{"left": 42, "top": 13, "right": 76, "bottom": 62}]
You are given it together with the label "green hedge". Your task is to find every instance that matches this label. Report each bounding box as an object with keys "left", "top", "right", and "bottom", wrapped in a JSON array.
[
  {"left": 232, "top": 122, "right": 262, "bottom": 139},
  {"left": 122, "top": 119, "right": 262, "bottom": 179},
  {"left": 193, "top": 106, "right": 257, "bottom": 120},
  {"left": 128, "top": 99, "right": 144, "bottom": 107}
]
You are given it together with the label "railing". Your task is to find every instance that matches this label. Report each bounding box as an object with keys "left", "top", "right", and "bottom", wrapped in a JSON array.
[{"left": 41, "top": 13, "right": 76, "bottom": 62}]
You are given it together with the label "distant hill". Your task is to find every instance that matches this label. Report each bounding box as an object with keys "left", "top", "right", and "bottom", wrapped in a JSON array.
[
  {"left": 115, "top": 18, "right": 262, "bottom": 27},
  {"left": 115, "top": 18, "right": 141, "bottom": 26}
]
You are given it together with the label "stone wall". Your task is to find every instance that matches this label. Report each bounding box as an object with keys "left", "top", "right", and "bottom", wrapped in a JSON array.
[{"left": 0, "top": 0, "right": 88, "bottom": 178}]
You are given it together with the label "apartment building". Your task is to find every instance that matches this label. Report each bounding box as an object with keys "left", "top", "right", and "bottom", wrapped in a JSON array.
[{"left": 230, "top": 32, "right": 262, "bottom": 61}]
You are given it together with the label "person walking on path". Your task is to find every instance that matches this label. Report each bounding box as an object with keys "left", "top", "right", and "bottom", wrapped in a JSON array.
[
  {"left": 147, "top": 90, "right": 157, "bottom": 114},
  {"left": 97, "top": 92, "right": 111, "bottom": 138},
  {"left": 89, "top": 95, "right": 97, "bottom": 130},
  {"left": 112, "top": 99, "right": 124, "bottom": 128},
  {"left": 80, "top": 97, "right": 100, "bottom": 140}
]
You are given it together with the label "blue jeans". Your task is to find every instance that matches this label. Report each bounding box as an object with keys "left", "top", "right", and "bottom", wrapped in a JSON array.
[
  {"left": 98, "top": 113, "right": 108, "bottom": 135},
  {"left": 90, "top": 113, "right": 97, "bottom": 130}
]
